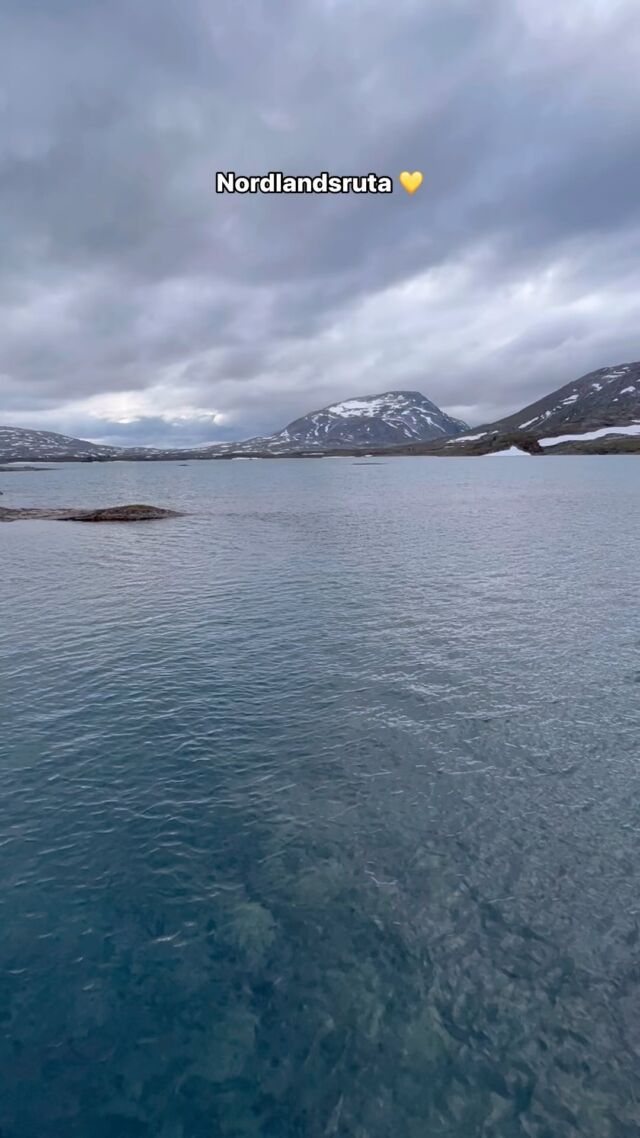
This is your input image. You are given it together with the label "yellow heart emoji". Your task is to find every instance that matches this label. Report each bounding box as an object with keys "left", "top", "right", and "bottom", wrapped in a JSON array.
[{"left": 399, "top": 170, "right": 423, "bottom": 195}]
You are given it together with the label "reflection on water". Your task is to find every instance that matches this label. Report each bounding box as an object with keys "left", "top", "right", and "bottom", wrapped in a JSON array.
[{"left": 1, "top": 457, "right": 640, "bottom": 1136}]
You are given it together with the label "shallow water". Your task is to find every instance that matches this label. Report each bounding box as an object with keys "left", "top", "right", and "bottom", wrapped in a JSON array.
[{"left": 1, "top": 456, "right": 640, "bottom": 1137}]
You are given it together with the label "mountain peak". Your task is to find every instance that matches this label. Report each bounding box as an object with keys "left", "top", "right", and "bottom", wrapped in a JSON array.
[{"left": 241, "top": 390, "right": 469, "bottom": 452}]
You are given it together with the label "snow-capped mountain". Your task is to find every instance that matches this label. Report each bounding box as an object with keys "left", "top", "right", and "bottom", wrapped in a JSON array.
[
  {"left": 5, "top": 365, "right": 639, "bottom": 462},
  {"left": 0, "top": 393, "right": 466, "bottom": 462},
  {"left": 451, "top": 362, "right": 640, "bottom": 450},
  {"left": 0, "top": 426, "right": 168, "bottom": 463},
  {"left": 0, "top": 426, "right": 127, "bottom": 463},
  {"left": 212, "top": 392, "right": 469, "bottom": 454}
]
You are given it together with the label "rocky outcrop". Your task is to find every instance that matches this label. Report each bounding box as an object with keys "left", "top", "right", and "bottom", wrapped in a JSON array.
[
  {"left": 468, "top": 434, "right": 544, "bottom": 456},
  {"left": 0, "top": 504, "right": 182, "bottom": 523}
]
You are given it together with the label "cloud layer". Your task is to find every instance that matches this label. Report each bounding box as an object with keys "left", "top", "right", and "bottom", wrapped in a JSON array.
[{"left": 1, "top": 0, "right": 640, "bottom": 445}]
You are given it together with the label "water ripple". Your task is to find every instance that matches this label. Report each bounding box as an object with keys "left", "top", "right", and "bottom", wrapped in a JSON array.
[{"left": 1, "top": 457, "right": 640, "bottom": 1136}]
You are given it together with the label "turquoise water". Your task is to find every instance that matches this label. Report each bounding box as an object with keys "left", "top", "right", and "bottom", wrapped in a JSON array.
[{"left": 1, "top": 456, "right": 640, "bottom": 1137}]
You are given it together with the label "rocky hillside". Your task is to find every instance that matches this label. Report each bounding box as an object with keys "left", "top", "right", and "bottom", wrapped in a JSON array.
[
  {"left": 449, "top": 362, "right": 640, "bottom": 451},
  {"left": 0, "top": 425, "right": 124, "bottom": 463},
  {"left": 210, "top": 392, "right": 469, "bottom": 454}
]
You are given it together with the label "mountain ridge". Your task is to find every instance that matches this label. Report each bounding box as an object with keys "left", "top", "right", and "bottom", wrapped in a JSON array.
[
  {"left": 2, "top": 363, "right": 640, "bottom": 461},
  {"left": 473, "top": 361, "right": 640, "bottom": 437},
  {"left": 0, "top": 390, "right": 468, "bottom": 462},
  {"left": 440, "top": 361, "right": 640, "bottom": 454},
  {"left": 0, "top": 425, "right": 125, "bottom": 463}
]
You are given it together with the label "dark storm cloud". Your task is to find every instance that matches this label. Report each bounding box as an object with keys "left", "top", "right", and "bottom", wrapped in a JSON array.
[{"left": 1, "top": 0, "right": 639, "bottom": 444}]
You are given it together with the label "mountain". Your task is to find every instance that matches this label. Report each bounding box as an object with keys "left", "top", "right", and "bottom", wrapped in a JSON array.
[
  {"left": 0, "top": 425, "right": 167, "bottom": 463},
  {"left": 209, "top": 391, "right": 469, "bottom": 454},
  {"left": 0, "top": 425, "right": 126, "bottom": 463},
  {"left": 4, "top": 365, "right": 639, "bottom": 462},
  {"left": 0, "top": 393, "right": 467, "bottom": 462},
  {"left": 480, "top": 361, "right": 640, "bottom": 437},
  {"left": 442, "top": 361, "right": 640, "bottom": 454}
]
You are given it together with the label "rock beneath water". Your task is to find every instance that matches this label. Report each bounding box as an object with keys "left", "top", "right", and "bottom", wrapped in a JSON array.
[
  {"left": 0, "top": 503, "right": 182, "bottom": 523},
  {"left": 0, "top": 465, "right": 54, "bottom": 472}
]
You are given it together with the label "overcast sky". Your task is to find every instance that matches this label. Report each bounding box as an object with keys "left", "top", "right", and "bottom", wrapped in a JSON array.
[{"left": 1, "top": 0, "right": 640, "bottom": 447}]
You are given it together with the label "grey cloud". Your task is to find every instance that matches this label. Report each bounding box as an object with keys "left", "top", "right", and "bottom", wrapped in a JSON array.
[{"left": 1, "top": 0, "right": 640, "bottom": 442}]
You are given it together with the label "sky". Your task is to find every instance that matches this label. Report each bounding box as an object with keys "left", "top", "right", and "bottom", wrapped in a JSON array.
[{"left": 1, "top": 0, "right": 640, "bottom": 448}]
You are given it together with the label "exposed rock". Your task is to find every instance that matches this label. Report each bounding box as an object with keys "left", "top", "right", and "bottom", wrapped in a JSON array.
[
  {"left": 0, "top": 503, "right": 182, "bottom": 523},
  {"left": 63, "top": 504, "right": 182, "bottom": 522},
  {"left": 471, "top": 433, "right": 544, "bottom": 456}
]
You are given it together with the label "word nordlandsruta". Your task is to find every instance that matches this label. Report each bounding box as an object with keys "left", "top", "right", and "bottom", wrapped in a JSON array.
[{"left": 216, "top": 171, "right": 394, "bottom": 194}]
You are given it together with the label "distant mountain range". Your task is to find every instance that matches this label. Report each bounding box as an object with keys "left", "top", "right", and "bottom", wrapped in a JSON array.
[
  {"left": 0, "top": 392, "right": 468, "bottom": 462},
  {"left": 2, "top": 363, "right": 640, "bottom": 462}
]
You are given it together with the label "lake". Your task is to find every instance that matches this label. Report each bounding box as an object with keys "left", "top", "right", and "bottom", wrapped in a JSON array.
[{"left": 1, "top": 456, "right": 640, "bottom": 1137}]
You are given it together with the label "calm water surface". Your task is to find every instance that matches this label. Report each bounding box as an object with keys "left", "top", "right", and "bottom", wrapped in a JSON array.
[{"left": 1, "top": 457, "right": 640, "bottom": 1137}]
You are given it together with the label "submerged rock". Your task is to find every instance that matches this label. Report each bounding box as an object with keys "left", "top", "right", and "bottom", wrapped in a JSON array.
[
  {"left": 0, "top": 503, "right": 182, "bottom": 523},
  {"left": 221, "top": 901, "right": 277, "bottom": 967},
  {"left": 0, "top": 465, "right": 54, "bottom": 472}
]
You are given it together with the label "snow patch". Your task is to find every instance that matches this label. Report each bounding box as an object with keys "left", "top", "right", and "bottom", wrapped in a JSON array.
[
  {"left": 540, "top": 424, "right": 640, "bottom": 447},
  {"left": 450, "top": 431, "right": 487, "bottom": 443},
  {"left": 602, "top": 369, "right": 629, "bottom": 381},
  {"left": 484, "top": 446, "right": 530, "bottom": 456},
  {"left": 329, "top": 396, "right": 408, "bottom": 418}
]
